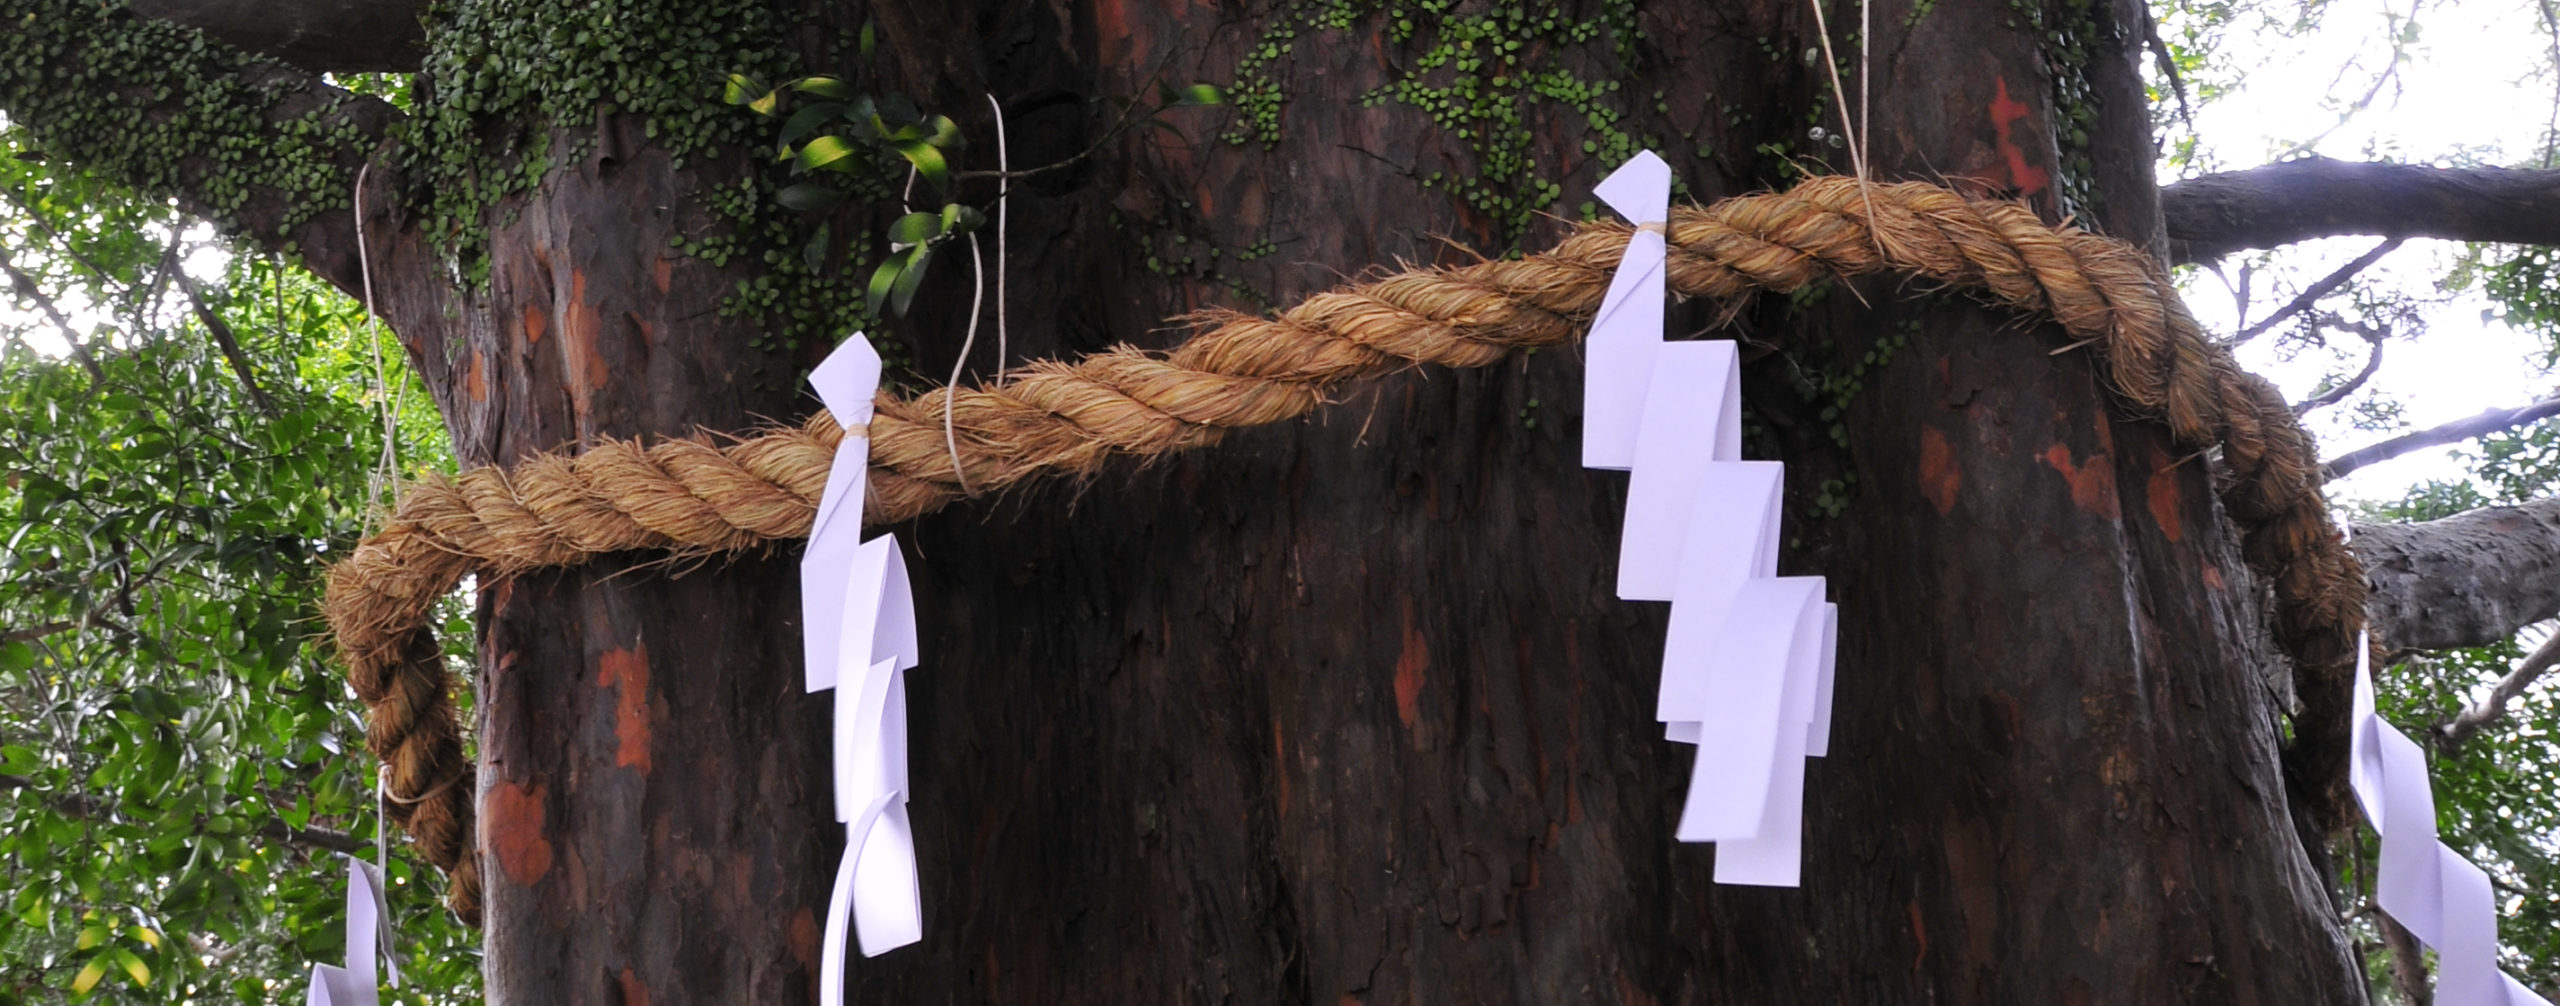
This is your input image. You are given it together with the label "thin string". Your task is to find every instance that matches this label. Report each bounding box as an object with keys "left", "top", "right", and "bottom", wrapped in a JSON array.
[
  {"left": 353, "top": 163, "right": 400, "bottom": 528},
  {"left": 1806, "top": 0, "right": 1885, "bottom": 254},
  {"left": 987, "top": 92, "right": 1010, "bottom": 388},
  {"left": 1804, "top": 0, "right": 1866, "bottom": 182},
  {"left": 943, "top": 231, "right": 987, "bottom": 496},
  {"left": 374, "top": 764, "right": 389, "bottom": 872},
  {"left": 381, "top": 767, "right": 468, "bottom": 806},
  {"left": 1858, "top": 0, "right": 1871, "bottom": 182}
]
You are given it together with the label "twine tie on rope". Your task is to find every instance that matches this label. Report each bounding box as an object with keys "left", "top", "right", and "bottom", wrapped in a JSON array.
[{"left": 322, "top": 175, "right": 2367, "bottom": 923}]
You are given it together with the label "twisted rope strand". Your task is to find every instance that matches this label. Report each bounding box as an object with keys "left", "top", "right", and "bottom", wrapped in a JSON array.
[{"left": 322, "top": 176, "right": 2364, "bottom": 923}]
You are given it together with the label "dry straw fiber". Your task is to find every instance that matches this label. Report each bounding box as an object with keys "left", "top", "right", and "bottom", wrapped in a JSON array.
[{"left": 323, "top": 176, "right": 2366, "bottom": 924}]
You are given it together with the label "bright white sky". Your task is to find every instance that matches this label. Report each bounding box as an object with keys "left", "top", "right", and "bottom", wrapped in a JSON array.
[{"left": 2172, "top": 0, "right": 2558, "bottom": 504}]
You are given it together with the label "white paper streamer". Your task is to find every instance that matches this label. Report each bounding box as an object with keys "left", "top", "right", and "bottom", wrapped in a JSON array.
[
  {"left": 1581, "top": 150, "right": 1671, "bottom": 471},
  {"left": 801, "top": 335, "right": 929, "bottom": 1005},
  {"left": 802, "top": 336, "right": 885, "bottom": 693},
  {"left": 303, "top": 856, "right": 394, "bottom": 1006},
  {"left": 2350, "top": 632, "right": 2552, "bottom": 1005},
  {"left": 1582, "top": 153, "right": 1838, "bottom": 888}
]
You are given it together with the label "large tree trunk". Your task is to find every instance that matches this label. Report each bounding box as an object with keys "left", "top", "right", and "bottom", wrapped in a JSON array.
[
  {"left": 809, "top": 0, "right": 2353, "bottom": 1002},
  {"left": 38, "top": 0, "right": 2369, "bottom": 1000}
]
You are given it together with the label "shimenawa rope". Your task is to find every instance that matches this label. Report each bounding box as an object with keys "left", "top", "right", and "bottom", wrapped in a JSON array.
[{"left": 322, "top": 176, "right": 2366, "bottom": 924}]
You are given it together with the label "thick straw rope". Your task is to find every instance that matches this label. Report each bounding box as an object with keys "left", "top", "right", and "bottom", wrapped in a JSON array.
[{"left": 323, "top": 176, "right": 2364, "bottom": 923}]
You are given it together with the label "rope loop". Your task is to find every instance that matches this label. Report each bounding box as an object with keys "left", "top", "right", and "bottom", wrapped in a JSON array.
[{"left": 323, "top": 176, "right": 2363, "bottom": 923}]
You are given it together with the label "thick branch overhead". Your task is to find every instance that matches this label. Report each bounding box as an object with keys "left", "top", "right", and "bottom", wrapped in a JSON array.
[
  {"left": 0, "top": 0, "right": 399, "bottom": 294},
  {"left": 2162, "top": 156, "right": 2560, "bottom": 262},
  {"left": 128, "top": 0, "right": 427, "bottom": 73},
  {"left": 2354, "top": 497, "right": 2560, "bottom": 652}
]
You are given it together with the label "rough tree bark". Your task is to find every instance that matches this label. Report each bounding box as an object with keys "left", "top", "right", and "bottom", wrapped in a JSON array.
[
  {"left": 2356, "top": 500, "right": 2560, "bottom": 653},
  {"left": 17, "top": 0, "right": 2501, "bottom": 1001}
]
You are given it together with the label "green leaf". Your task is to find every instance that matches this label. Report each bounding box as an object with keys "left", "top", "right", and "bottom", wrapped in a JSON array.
[
  {"left": 923, "top": 115, "right": 964, "bottom": 149},
  {"left": 795, "top": 135, "right": 861, "bottom": 173},
  {"left": 889, "top": 246, "right": 934, "bottom": 317},
  {"left": 70, "top": 957, "right": 106, "bottom": 996},
  {"left": 892, "top": 140, "right": 950, "bottom": 193},
  {"left": 792, "top": 76, "right": 856, "bottom": 100},
  {"left": 111, "top": 947, "right": 149, "bottom": 986},
  {"left": 722, "top": 73, "right": 776, "bottom": 115},
  {"left": 866, "top": 249, "right": 911, "bottom": 318},
  {"left": 1164, "top": 82, "right": 1228, "bottom": 107},
  {"left": 886, "top": 211, "right": 941, "bottom": 249},
  {"left": 776, "top": 184, "right": 844, "bottom": 213},
  {"left": 859, "top": 18, "right": 877, "bottom": 60},
  {"left": 777, "top": 102, "right": 846, "bottom": 146}
]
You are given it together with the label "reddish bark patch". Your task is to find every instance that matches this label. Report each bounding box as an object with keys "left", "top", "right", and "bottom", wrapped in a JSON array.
[
  {"left": 1393, "top": 596, "right": 1429, "bottom": 733},
  {"left": 596, "top": 644, "right": 653, "bottom": 774},
  {"left": 1988, "top": 78, "right": 2050, "bottom": 198},
  {"left": 519, "top": 302, "right": 547, "bottom": 345},
  {"left": 2144, "top": 444, "right": 2185, "bottom": 542},
  {"left": 1918, "top": 426, "right": 1961, "bottom": 516},
  {"left": 1907, "top": 899, "right": 1929, "bottom": 972},
  {"left": 614, "top": 968, "right": 649, "bottom": 1006},
  {"left": 465, "top": 349, "right": 487, "bottom": 403},
  {"left": 652, "top": 255, "right": 672, "bottom": 295},
  {"left": 562, "top": 270, "right": 609, "bottom": 391},
  {"left": 484, "top": 779, "right": 554, "bottom": 886},
  {"left": 2039, "top": 443, "right": 2119, "bottom": 519},
  {"left": 1615, "top": 972, "right": 1659, "bottom": 1006},
  {"left": 787, "top": 908, "right": 819, "bottom": 972},
  {"left": 1271, "top": 720, "right": 1290, "bottom": 820},
  {"left": 1092, "top": 0, "right": 1131, "bottom": 60}
]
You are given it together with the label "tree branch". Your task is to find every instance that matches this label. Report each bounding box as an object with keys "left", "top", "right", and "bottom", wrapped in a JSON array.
[
  {"left": 0, "top": 772, "right": 363, "bottom": 855},
  {"left": 2292, "top": 319, "right": 2387, "bottom": 416},
  {"left": 0, "top": 242, "right": 106, "bottom": 382},
  {"left": 2321, "top": 396, "right": 2560, "bottom": 482},
  {"left": 2230, "top": 237, "right": 2403, "bottom": 347},
  {"left": 2436, "top": 629, "right": 2560, "bottom": 749},
  {"left": 2161, "top": 157, "right": 2560, "bottom": 263},
  {"left": 175, "top": 268, "right": 277, "bottom": 417},
  {"left": 0, "top": 0, "right": 401, "bottom": 298},
  {"left": 2380, "top": 912, "right": 2434, "bottom": 1006},
  {"left": 126, "top": 0, "right": 428, "bottom": 73},
  {"left": 2354, "top": 498, "right": 2560, "bottom": 652}
]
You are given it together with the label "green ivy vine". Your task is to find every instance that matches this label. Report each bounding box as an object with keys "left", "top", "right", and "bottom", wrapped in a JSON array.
[
  {"left": 1225, "top": 0, "right": 1650, "bottom": 243},
  {"left": 0, "top": 0, "right": 374, "bottom": 243}
]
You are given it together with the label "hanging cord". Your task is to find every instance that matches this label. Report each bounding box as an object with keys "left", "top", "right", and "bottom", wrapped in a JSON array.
[
  {"left": 988, "top": 92, "right": 1011, "bottom": 388},
  {"left": 937, "top": 98, "right": 1010, "bottom": 494},
  {"left": 352, "top": 163, "right": 401, "bottom": 529},
  {"left": 942, "top": 234, "right": 987, "bottom": 497},
  {"left": 1806, "top": 0, "right": 1885, "bottom": 256}
]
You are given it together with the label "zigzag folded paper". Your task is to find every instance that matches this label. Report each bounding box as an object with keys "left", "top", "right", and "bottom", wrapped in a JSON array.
[
  {"left": 2351, "top": 633, "right": 2553, "bottom": 1005},
  {"left": 303, "top": 856, "right": 395, "bottom": 1006},
  {"left": 1583, "top": 152, "right": 1840, "bottom": 889},
  {"left": 800, "top": 335, "right": 929, "bottom": 1004}
]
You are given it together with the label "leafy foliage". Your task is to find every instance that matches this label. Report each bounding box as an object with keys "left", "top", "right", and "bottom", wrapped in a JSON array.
[{"left": 0, "top": 150, "right": 473, "bottom": 1002}]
